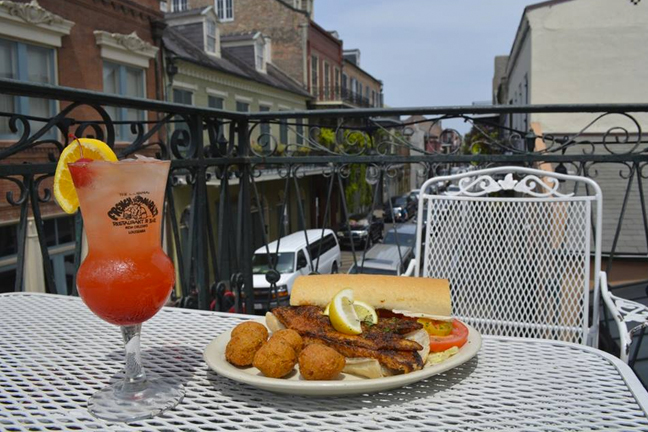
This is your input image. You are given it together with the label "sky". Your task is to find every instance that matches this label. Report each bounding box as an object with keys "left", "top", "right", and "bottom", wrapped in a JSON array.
[{"left": 315, "top": 0, "right": 541, "bottom": 132}]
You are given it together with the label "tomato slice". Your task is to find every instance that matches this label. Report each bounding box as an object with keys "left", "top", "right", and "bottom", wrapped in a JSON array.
[{"left": 428, "top": 320, "right": 469, "bottom": 352}]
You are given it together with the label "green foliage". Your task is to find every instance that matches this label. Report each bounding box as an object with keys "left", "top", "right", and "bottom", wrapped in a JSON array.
[
  {"left": 462, "top": 124, "right": 501, "bottom": 161},
  {"left": 316, "top": 128, "right": 374, "bottom": 212}
]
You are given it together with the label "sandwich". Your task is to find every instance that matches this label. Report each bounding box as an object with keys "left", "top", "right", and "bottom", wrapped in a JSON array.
[{"left": 265, "top": 274, "right": 463, "bottom": 379}]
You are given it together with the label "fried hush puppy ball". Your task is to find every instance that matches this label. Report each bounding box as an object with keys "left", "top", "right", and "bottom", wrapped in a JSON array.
[
  {"left": 231, "top": 321, "right": 269, "bottom": 341},
  {"left": 298, "top": 344, "right": 345, "bottom": 380},
  {"left": 226, "top": 322, "right": 269, "bottom": 367},
  {"left": 253, "top": 339, "right": 297, "bottom": 378},
  {"left": 269, "top": 329, "right": 303, "bottom": 354},
  {"left": 226, "top": 334, "right": 266, "bottom": 367}
]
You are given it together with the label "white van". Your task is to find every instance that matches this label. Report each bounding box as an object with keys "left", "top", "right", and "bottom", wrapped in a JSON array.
[{"left": 251, "top": 229, "right": 341, "bottom": 311}]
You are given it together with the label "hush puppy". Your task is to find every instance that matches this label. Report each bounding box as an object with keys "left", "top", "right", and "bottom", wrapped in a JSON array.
[
  {"left": 298, "top": 344, "right": 345, "bottom": 380},
  {"left": 225, "top": 334, "right": 265, "bottom": 367},
  {"left": 269, "top": 329, "right": 303, "bottom": 354},
  {"left": 253, "top": 340, "right": 297, "bottom": 378},
  {"left": 231, "top": 321, "right": 269, "bottom": 341}
]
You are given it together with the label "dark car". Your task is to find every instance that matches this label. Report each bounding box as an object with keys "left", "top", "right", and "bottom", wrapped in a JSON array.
[
  {"left": 384, "top": 195, "right": 417, "bottom": 222},
  {"left": 337, "top": 213, "right": 384, "bottom": 248}
]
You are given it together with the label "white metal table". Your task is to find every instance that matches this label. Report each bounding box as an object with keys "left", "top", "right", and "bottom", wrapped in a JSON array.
[{"left": 1, "top": 293, "right": 647, "bottom": 431}]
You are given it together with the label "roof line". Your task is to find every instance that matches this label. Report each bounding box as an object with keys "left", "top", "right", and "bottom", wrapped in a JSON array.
[
  {"left": 506, "top": 0, "right": 577, "bottom": 74},
  {"left": 343, "top": 58, "right": 382, "bottom": 86},
  {"left": 309, "top": 19, "right": 343, "bottom": 46}
]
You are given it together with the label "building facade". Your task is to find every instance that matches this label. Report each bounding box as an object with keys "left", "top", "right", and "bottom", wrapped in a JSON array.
[{"left": 494, "top": 0, "right": 648, "bottom": 274}]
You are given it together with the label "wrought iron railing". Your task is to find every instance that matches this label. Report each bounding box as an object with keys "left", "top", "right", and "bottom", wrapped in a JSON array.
[
  {"left": 313, "top": 86, "right": 378, "bottom": 108},
  {"left": 1, "top": 78, "right": 647, "bottom": 369}
]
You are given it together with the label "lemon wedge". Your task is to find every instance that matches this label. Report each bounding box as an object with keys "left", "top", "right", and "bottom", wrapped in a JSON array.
[
  {"left": 323, "top": 302, "right": 330, "bottom": 316},
  {"left": 53, "top": 138, "right": 118, "bottom": 214},
  {"left": 328, "top": 288, "right": 362, "bottom": 335},
  {"left": 353, "top": 300, "right": 378, "bottom": 325}
]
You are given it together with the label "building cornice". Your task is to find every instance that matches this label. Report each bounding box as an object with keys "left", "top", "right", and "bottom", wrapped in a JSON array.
[
  {"left": 94, "top": 30, "right": 159, "bottom": 68},
  {"left": 0, "top": 0, "right": 74, "bottom": 47},
  {"left": 177, "top": 62, "right": 308, "bottom": 107}
]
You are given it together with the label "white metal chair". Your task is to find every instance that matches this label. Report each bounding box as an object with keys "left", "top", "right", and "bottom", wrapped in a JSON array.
[{"left": 407, "top": 166, "right": 603, "bottom": 347}]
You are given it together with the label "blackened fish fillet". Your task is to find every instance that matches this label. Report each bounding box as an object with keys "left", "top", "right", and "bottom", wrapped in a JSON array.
[
  {"left": 272, "top": 306, "right": 425, "bottom": 373},
  {"left": 302, "top": 336, "right": 424, "bottom": 374}
]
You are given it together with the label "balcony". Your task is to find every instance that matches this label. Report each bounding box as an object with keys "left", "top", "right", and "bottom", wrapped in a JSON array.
[
  {"left": 1, "top": 78, "right": 647, "bottom": 382},
  {"left": 312, "top": 85, "right": 379, "bottom": 108}
]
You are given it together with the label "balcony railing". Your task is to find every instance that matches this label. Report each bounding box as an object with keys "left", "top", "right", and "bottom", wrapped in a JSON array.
[
  {"left": 313, "top": 85, "right": 379, "bottom": 108},
  {"left": 1, "top": 78, "right": 648, "bottom": 377}
]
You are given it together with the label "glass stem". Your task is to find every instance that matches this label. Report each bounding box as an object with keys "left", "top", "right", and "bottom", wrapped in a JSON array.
[{"left": 121, "top": 324, "right": 147, "bottom": 392}]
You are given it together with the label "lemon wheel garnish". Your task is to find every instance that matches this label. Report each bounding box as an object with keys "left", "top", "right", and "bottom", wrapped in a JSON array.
[
  {"left": 353, "top": 300, "right": 378, "bottom": 325},
  {"left": 328, "top": 288, "right": 362, "bottom": 335},
  {"left": 53, "top": 138, "right": 118, "bottom": 214}
]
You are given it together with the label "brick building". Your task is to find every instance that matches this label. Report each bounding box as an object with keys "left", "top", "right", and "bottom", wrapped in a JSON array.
[
  {"left": 187, "top": 0, "right": 383, "bottom": 109},
  {"left": 0, "top": 0, "right": 166, "bottom": 293},
  {"left": 189, "top": 0, "right": 312, "bottom": 86}
]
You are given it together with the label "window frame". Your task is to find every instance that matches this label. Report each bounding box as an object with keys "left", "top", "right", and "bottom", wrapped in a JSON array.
[
  {"left": 0, "top": 38, "right": 57, "bottom": 139},
  {"left": 103, "top": 61, "right": 146, "bottom": 141},
  {"left": 323, "top": 61, "right": 330, "bottom": 99},
  {"left": 205, "top": 19, "right": 217, "bottom": 54},
  {"left": 208, "top": 95, "right": 224, "bottom": 110},
  {"left": 171, "top": 0, "right": 187, "bottom": 12},
  {"left": 217, "top": 0, "right": 234, "bottom": 22},
  {"left": 310, "top": 54, "right": 318, "bottom": 95}
]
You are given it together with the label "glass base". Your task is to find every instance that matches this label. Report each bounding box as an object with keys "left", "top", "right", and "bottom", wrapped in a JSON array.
[{"left": 88, "top": 378, "right": 184, "bottom": 423}]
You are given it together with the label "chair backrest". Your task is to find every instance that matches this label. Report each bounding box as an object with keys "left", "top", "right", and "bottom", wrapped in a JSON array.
[{"left": 414, "top": 166, "right": 602, "bottom": 346}]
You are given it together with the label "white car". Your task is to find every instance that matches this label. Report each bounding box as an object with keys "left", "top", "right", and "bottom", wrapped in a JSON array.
[{"left": 251, "top": 229, "right": 341, "bottom": 311}]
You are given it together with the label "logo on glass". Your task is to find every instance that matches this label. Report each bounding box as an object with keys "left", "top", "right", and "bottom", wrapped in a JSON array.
[{"left": 108, "top": 195, "right": 158, "bottom": 234}]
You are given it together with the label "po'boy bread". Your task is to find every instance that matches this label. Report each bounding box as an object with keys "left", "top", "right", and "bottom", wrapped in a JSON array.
[{"left": 290, "top": 274, "right": 452, "bottom": 320}]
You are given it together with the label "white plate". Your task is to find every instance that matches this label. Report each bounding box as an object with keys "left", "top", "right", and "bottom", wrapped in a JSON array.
[{"left": 203, "top": 320, "right": 482, "bottom": 396}]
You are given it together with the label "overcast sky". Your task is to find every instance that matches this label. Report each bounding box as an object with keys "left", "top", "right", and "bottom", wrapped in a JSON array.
[{"left": 315, "top": 0, "right": 540, "bottom": 131}]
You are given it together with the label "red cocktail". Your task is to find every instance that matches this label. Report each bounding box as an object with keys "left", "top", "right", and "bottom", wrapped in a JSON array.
[{"left": 70, "top": 157, "right": 183, "bottom": 422}]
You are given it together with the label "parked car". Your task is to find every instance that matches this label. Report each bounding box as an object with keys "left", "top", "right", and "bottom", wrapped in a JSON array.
[
  {"left": 383, "top": 223, "right": 422, "bottom": 251},
  {"left": 384, "top": 195, "right": 416, "bottom": 222},
  {"left": 337, "top": 213, "right": 384, "bottom": 248},
  {"left": 347, "top": 244, "right": 414, "bottom": 276},
  {"left": 251, "top": 229, "right": 341, "bottom": 312}
]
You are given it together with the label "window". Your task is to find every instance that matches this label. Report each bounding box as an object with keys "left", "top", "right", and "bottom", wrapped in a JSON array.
[
  {"left": 255, "top": 38, "right": 265, "bottom": 71},
  {"left": 171, "top": 0, "right": 187, "bottom": 11},
  {"left": 310, "top": 55, "right": 318, "bottom": 95},
  {"left": 323, "top": 62, "right": 330, "bottom": 99},
  {"left": 216, "top": 0, "right": 234, "bottom": 21},
  {"left": 296, "top": 118, "right": 304, "bottom": 145},
  {"left": 342, "top": 73, "right": 348, "bottom": 90},
  {"left": 206, "top": 20, "right": 217, "bottom": 54},
  {"left": 173, "top": 88, "right": 192, "bottom": 105},
  {"left": 279, "top": 118, "right": 288, "bottom": 144},
  {"left": 371, "top": 90, "right": 375, "bottom": 106},
  {"left": 103, "top": 61, "right": 145, "bottom": 140},
  {"left": 334, "top": 68, "right": 340, "bottom": 96},
  {"left": 258, "top": 105, "right": 271, "bottom": 150},
  {"left": 172, "top": 88, "right": 192, "bottom": 143},
  {"left": 365, "top": 86, "right": 369, "bottom": 103},
  {"left": 236, "top": 101, "right": 249, "bottom": 112},
  {"left": 208, "top": 95, "right": 224, "bottom": 109},
  {"left": 0, "top": 38, "right": 55, "bottom": 137}
]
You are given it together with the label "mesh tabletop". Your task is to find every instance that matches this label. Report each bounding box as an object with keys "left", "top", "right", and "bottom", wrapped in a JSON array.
[{"left": 1, "top": 293, "right": 647, "bottom": 431}]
